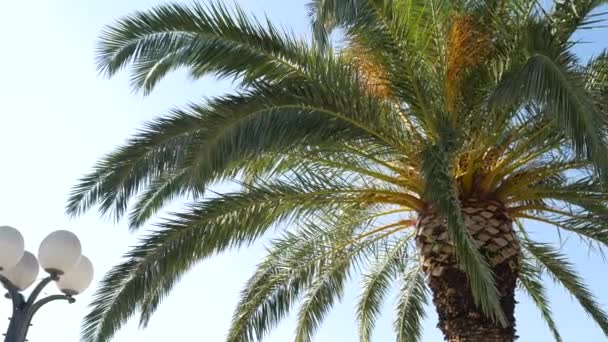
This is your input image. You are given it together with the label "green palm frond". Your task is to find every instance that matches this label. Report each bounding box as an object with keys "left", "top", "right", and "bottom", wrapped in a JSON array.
[
  {"left": 228, "top": 209, "right": 363, "bottom": 342},
  {"left": 308, "top": 0, "right": 409, "bottom": 49},
  {"left": 518, "top": 255, "right": 562, "bottom": 342},
  {"left": 514, "top": 213, "right": 608, "bottom": 255},
  {"left": 228, "top": 208, "right": 414, "bottom": 342},
  {"left": 524, "top": 241, "right": 608, "bottom": 337},
  {"left": 67, "top": 80, "right": 407, "bottom": 223},
  {"left": 509, "top": 177, "right": 607, "bottom": 210},
  {"left": 586, "top": 50, "right": 608, "bottom": 113},
  {"left": 357, "top": 238, "right": 410, "bottom": 342},
  {"left": 128, "top": 168, "right": 197, "bottom": 229},
  {"left": 227, "top": 230, "right": 328, "bottom": 342},
  {"left": 294, "top": 252, "right": 351, "bottom": 342},
  {"left": 98, "top": 2, "right": 318, "bottom": 93},
  {"left": 491, "top": 19, "right": 608, "bottom": 179},
  {"left": 394, "top": 266, "right": 428, "bottom": 342},
  {"left": 551, "top": 0, "right": 608, "bottom": 41},
  {"left": 586, "top": 50, "right": 608, "bottom": 92},
  {"left": 67, "top": 111, "right": 202, "bottom": 221},
  {"left": 227, "top": 257, "right": 303, "bottom": 342},
  {"left": 82, "top": 181, "right": 389, "bottom": 342}
]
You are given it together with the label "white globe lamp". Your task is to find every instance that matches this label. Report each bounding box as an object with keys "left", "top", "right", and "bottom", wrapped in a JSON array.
[
  {"left": 57, "top": 255, "right": 94, "bottom": 296},
  {"left": 0, "top": 252, "right": 40, "bottom": 291},
  {"left": 38, "top": 230, "right": 82, "bottom": 276},
  {"left": 0, "top": 226, "right": 25, "bottom": 271}
]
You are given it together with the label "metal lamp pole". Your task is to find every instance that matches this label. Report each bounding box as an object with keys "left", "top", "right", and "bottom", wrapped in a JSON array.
[
  {"left": 0, "top": 227, "right": 94, "bottom": 342},
  {"left": 1, "top": 274, "right": 74, "bottom": 342}
]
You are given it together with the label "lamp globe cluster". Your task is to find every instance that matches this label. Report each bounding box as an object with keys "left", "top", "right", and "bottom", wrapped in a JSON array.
[{"left": 0, "top": 226, "right": 93, "bottom": 295}]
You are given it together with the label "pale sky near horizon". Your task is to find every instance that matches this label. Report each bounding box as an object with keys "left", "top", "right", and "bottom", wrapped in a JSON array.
[{"left": 1, "top": 1, "right": 607, "bottom": 341}]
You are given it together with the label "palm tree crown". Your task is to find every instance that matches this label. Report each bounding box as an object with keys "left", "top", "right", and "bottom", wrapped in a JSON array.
[{"left": 69, "top": 1, "right": 608, "bottom": 341}]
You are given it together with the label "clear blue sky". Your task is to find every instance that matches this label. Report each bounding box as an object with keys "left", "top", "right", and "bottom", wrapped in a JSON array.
[{"left": 0, "top": 1, "right": 607, "bottom": 341}]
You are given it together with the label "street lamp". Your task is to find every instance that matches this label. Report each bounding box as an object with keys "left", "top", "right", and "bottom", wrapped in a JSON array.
[{"left": 0, "top": 226, "right": 94, "bottom": 342}]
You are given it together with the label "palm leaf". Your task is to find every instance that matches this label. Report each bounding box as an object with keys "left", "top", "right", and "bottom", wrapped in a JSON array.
[
  {"left": 294, "top": 253, "right": 351, "bottom": 342},
  {"left": 394, "top": 266, "right": 428, "bottom": 342},
  {"left": 357, "top": 237, "right": 410, "bottom": 342},
  {"left": 98, "top": 2, "right": 316, "bottom": 93},
  {"left": 67, "top": 80, "right": 405, "bottom": 222},
  {"left": 524, "top": 241, "right": 608, "bottom": 337},
  {"left": 81, "top": 182, "right": 379, "bottom": 342},
  {"left": 518, "top": 255, "right": 562, "bottom": 342},
  {"left": 551, "top": 0, "right": 608, "bottom": 41},
  {"left": 491, "top": 20, "right": 608, "bottom": 179}
]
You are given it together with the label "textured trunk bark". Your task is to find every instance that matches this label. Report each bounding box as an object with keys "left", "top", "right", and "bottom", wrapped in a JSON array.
[{"left": 416, "top": 199, "right": 520, "bottom": 342}]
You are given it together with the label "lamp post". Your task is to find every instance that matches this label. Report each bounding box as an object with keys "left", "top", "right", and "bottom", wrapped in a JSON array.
[{"left": 0, "top": 226, "right": 94, "bottom": 342}]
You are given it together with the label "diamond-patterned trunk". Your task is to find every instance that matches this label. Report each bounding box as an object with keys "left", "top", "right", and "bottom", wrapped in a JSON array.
[{"left": 416, "top": 199, "right": 520, "bottom": 342}]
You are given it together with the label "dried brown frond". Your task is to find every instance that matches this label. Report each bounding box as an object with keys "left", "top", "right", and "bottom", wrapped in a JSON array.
[
  {"left": 447, "top": 15, "right": 493, "bottom": 112},
  {"left": 344, "top": 41, "right": 393, "bottom": 100}
]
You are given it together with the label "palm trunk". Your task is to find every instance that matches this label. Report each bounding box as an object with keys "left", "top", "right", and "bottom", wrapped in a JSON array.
[{"left": 416, "top": 199, "right": 520, "bottom": 342}]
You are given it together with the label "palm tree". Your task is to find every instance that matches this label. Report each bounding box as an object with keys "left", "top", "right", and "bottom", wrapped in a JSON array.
[{"left": 68, "top": 1, "right": 608, "bottom": 341}]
